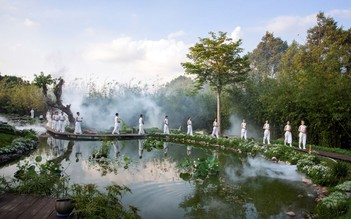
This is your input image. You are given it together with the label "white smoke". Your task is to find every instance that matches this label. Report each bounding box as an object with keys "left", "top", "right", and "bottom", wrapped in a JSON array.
[
  {"left": 225, "top": 115, "right": 261, "bottom": 139},
  {"left": 225, "top": 156, "right": 303, "bottom": 182},
  {"left": 61, "top": 82, "right": 163, "bottom": 131}
]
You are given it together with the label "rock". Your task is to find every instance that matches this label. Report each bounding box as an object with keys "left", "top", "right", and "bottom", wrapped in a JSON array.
[
  {"left": 286, "top": 211, "right": 296, "bottom": 217},
  {"left": 271, "top": 156, "right": 277, "bottom": 162},
  {"left": 297, "top": 194, "right": 303, "bottom": 198},
  {"left": 302, "top": 178, "right": 313, "bottom": 185}
]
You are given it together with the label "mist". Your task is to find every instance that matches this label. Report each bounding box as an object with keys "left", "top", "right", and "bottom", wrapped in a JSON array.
[
  {"left": 225, "top": 115, "right": 261, "bottom": 139},
  {"left": 61, "top": 82, "right": 163, "bottom": 131}
]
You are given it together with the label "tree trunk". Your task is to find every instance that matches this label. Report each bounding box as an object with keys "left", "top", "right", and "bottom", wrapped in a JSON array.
[
  {"left": 216, "top": 89, "right": 221, "bottom": 136},
  {"left": 42, "top": 79, "right": 75, "bottom": 126}
]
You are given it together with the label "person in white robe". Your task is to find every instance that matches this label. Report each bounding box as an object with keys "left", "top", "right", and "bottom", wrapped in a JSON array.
[
  {"left": 74, "top": 112, "right": 83, "bottom": 134},
  {"left": 112, "top": 113, "right": 120, "bottom": 134},
  {"left": 298, "top": 120, "right": 307, "bottom": 149},
  {"left": 54, "top": 112, "right": 60, "bottom": 131},
  {"left": 163, "top": 115, "right": 170, "bottom": 134},
  {"left": 46, "top": 111, "right": 52, "bottom": 127},
  {"left": 187, "top": 117, "right": 193, "bottom": 136},
  {"left": 138, "top": 114, "right": 144, "bottom": 135},
  {"left": 241, "top": 119, "right": 247, "bottom": 140},
  {"left": 212, "top": 118, "right": 219, "bottom": 138},
  {"left": 58, "top": 112, "right": 66, "bottom": 133},
  {"left": 284, "top": 121, "right": 292, "bottom": 147},
  {"left": 263, "top": 120, "right": 270, "bottom": 145},
  {"left": 30, "top": 108, "right": 35, "bottom": 118}
]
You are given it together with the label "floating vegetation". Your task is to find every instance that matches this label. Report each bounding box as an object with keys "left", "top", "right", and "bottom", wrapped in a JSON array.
[
  {"left": 88, "top": 140, "right": 132, "bottom": 176},
  {"left": 179, "top": 155, "right": 220, "bottom": 180}
]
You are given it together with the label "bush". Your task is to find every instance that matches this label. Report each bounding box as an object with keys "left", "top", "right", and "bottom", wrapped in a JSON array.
[{"left": 71, "top": 184, "right": 140, "bottom": 219}]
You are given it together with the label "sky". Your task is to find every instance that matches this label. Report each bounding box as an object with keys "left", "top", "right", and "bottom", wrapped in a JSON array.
[{"left": 0, "top": 0, "right": 351, "bottom": 86}]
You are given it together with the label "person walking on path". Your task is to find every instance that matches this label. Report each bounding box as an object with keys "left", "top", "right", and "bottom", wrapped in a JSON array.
[
  {"left": 263, "top": 120, "right": 271, "bottom": 145},
  {"left": 112, "top": 113, "right": 121, "bottom": 134},
  {"left": 187, "top": 117, "right": 193, "bottom": 136},
  {"left": 298, "top": 120, "right": 307, "bottom": 149},
  {"left": 241, "top": 119, "right": 247, "bottom": 140},
  {"left": 212, "top": 118, "right": 219, "bottom": 138},
  {"left": 163, "top": 115, "right": 170, "bottom": 134},
  {"left": 74, "top": 112, "right": 83, "bottom": 134},
  {"left": 284, "top": 121, "right": 292, "bottom": 147},
  {"left": 138, "top": 114, "right": 144, "bottom": 135}
]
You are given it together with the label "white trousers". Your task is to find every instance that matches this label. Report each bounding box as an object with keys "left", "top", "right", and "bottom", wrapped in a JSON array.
[
  {"left": 212, "top": 127, "right": 218, "bottom": 138},
  {"left": 74, "top": 122, "right": 82, "bottom": 134},
  {"left": 59, "top": 121, "right": 65, "bottom": 132},
  {"left": 284, "top": 131, "right": 292, "bottom": 145},
  {"left": 263, "top": 130, "right": 270, "bottom": 144},
  {"left": 164, "top": 124, "right": 169, "bottom": 134},
  {"left": 299, "top": 132, "right": 307, "bottom": 149},
  {"left": 55, "top": 120, "right": 60, "bottom": 131},
  {"left": 187, "top": 125, "right": 193, "bottom": 136},
  {"left": 241, "top": 129, "right": 247, "bottom": 140},
  {"left": 112, "top": 123, "right": 120, "bottom": 134},
  {"left": 138, "top": 124, "right": 144, "bottom": 134}
]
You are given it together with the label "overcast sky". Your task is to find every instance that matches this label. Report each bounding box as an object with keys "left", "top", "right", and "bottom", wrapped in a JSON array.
[{"left": 1, "top": 0, "right": 350, "bottom": 86}]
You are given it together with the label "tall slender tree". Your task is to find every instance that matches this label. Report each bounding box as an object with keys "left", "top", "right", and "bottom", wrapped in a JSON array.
[{"left": 181, "top": 31, "right": 249, "bottom": 135}]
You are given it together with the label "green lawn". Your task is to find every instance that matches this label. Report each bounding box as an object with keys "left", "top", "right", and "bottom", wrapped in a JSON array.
[{"left": 0, "top": 133, "right": 17, "bottom": 148}]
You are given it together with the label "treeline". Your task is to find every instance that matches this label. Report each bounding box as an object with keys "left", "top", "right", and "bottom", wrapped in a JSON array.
[
  {"left": 0, "top": 75, "right": 46, "bottom": 115},
  {"left": 1, "top": 12, "right": 350, "bottom": 148},
  {"left": 227, "top": 12, "right": 351, "bottom": 148}
]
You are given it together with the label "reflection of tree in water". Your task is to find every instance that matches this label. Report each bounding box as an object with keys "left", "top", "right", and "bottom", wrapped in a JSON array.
[
  {"left": 179, "top": 154, "right": 315, "bottom": 218},
  {"left": 49, "top": 140, "right": 74, "bottom": 163},
  {"left": 179, "top": 177, "right": 247, "bottom": 219}
]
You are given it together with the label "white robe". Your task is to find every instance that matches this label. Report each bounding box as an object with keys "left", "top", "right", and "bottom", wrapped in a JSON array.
[
  {"left": 138, "top": 117, "right": 144, "bottom": 134},
  {"left": 212, "top": 121, "right": 218, "bottom": 138},
  {"left": 241, "top": 122, "right": 247, "bottom": 140},
  {"left": 284, "top": 125, "right": 292, "bottom": 145},
  {"left": 74, "top": 116, "right": 83, "bottom": 134},
  {"left": 263, "top": 123, "right": 270, "bottom": 144},
  {"left": 164, "top": 118, "right": 169, "bottom": 134},
  {"left": 112, "top": 116, "right": 120, "bottom": 134},
  {"left": 298, "top": 125, "right": 307, "bottom": 149},
  {"left": 187, "top": 119, "right": 193, "bottom": 136}
]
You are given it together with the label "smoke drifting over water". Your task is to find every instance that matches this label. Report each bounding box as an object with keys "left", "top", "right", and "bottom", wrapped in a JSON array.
[
  {"left": 0, "top": 115, "right": 47, "bottom": 134},
  {"left": 62, "top": 85, "right": 163, "bottom": 131},
  {"left": 225, "top": 156, "right": 303, "bottom": 182}
]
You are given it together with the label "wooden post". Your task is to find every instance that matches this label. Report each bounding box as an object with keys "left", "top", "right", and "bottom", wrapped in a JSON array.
[{"left": 309, "top": 144, "right": 312, "bottom": 154}]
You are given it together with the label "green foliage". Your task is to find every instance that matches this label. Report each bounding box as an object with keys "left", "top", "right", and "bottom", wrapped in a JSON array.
[
  {"left": 143, "top": 138, "right": 164, "bottom": 151},
  {"left": 249, "top": 31, "right": 288, "bottom": 79},
  {"left": 0, "top": 74, "right": 46, "bottom": 114},
  {"left": 182, "top": 31, "right": 249, "bottom": 134},
  {"left": 89, "top": 141, "right": 131, "bottom": 176},
  {"left": 316, "top": 191, "right": 350, "bottom": 219},
  {"left": 0, "top": 157, "right": 67, "bottom": 197},
  {"left": 180, "top": 155, "right": 220, "bottom": 179},
  {"left": 227, "top": 13, "right": 351, "bottom": 148},
  {"left": 70, "top": 184, "right": 140, "bottom": 219}
]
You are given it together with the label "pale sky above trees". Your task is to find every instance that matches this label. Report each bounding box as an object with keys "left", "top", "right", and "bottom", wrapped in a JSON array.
[{"left": 0, "top": 0, "right": 350, "bottom": 85}]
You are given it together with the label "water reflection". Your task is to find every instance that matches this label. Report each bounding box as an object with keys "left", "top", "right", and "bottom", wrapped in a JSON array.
[
  {"left": 138, "top": 140, "right": 143, "bottom": 159},
  {"left": 0, "top": 138, "right": 317, "bottom": 219}
]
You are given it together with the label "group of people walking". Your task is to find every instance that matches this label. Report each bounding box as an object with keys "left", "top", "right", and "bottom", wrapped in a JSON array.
[
  {"left": 240, "top": 119, "right": 308, "bottom": 149},
  {"left": 47, "top": 110, "right": 308, "bottom": 149},
  {"left": 46, "top": 111, "right": 67, "bottom": 133}
]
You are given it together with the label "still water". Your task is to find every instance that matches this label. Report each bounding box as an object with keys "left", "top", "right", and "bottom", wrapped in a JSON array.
[{"left": 0, "top": 137, "right": 317, "bottom": 219}]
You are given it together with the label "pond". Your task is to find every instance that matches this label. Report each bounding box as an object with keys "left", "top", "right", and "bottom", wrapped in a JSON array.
[{"left": 0, "top": 137, "right": 317, "bottom": 219}]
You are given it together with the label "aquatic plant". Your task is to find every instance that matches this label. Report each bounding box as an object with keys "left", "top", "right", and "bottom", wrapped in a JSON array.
[
  {"left": 0, "top": 156, "right": 68, "bottom": 197},
  {"left": 180, "top": 155, "right": 220, "bottom": 179},
  {"left": 71, "top": 184, "right": 140, "bottom": 219}
]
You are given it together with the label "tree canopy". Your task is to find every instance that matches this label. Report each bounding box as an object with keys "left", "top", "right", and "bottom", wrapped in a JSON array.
[{"left": 182, "top": 31, "right": 249, "bottom": 135}]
